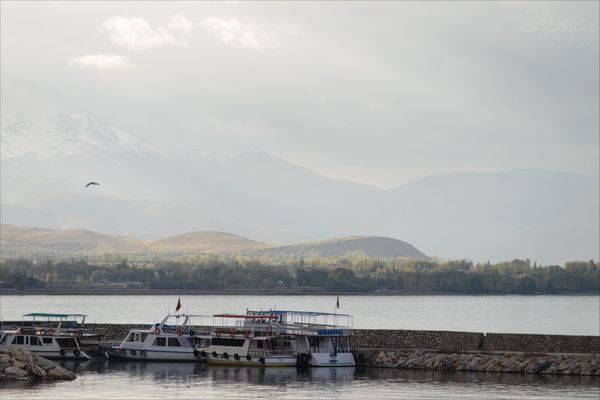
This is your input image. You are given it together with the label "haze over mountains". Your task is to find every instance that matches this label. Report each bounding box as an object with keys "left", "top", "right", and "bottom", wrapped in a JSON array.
[{"left": 1, "top": 113, "right": 598, "bottom": 264}]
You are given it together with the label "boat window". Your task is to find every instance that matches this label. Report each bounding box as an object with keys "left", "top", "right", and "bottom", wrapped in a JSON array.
[
  {"left": 167, "top": 338, "right": 181, "bottom": 347},
  {"left": 126, "top": 334, "right": 135, "bottom": 342},
  {"left": 257, "top": 341, "right": 263, "bottom": 349},
  {"left": 13, "top": 336, "right": 24, "bottom": 345},
  {"left": 141, "top": 333, "right": 148, "bottom": 342},
  {"left": 192, "top": 337, "right": 210, "bottom": 347},
  {"left": 0, "top": 335, "right": 6, "bottom": 345},
  {"left": 153, "top": 337, "right": 167, "bottom": 347},
  {"left": 211, "top": 338, "right": 245, "bottom": 347},
  {"left": 43, "top": 337, "right": 53, "bottom": 344},
  {"left": 55, "top": 338, "right": 77, "bottom": 348},
  {"left": 29, "top": 336, "right": 41, "bottom": 346}
]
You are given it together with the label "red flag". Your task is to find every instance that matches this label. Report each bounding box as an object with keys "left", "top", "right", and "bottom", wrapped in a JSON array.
[
  {"left": 176, "top": 298, "right": 181, "bottom": 312},
  {"left": 336, "top": 296, "right": 339, "bottom": 309}
]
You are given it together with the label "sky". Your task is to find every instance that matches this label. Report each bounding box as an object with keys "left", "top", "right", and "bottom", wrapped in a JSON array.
[{"left": 1, "top": 1, "right": 598, "bottom": 188}]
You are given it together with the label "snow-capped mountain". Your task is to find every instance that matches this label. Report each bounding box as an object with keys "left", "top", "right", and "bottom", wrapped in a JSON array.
[{"left": 0, "top": 113, "right": 162, "bottom": 161}]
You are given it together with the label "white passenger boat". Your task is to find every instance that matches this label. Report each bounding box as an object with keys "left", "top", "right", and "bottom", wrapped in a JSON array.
[
  {"left": 104, "top": 314, "right": 211, "bottom": 361},
  {"left": 200, "top": 310, "right": 355, "bottom": 367},
  {"left": 0, "top": 313, "right": 96, "bottom": 360}
]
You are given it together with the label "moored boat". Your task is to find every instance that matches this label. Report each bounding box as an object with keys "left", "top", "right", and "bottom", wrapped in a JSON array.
[
  {"left": 201, "top": 310, "right": 355, "bottom": 367},
  {"left": 0, "top": 313, "right": 97, "bottom": 360},
  {"left": 103, "top": 313, "right": 211, "bottom": 361}
]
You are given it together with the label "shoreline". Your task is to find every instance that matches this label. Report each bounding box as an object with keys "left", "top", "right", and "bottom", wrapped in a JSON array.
[{"left": 1, "top": 287, "right": 599, "bottom": 296}]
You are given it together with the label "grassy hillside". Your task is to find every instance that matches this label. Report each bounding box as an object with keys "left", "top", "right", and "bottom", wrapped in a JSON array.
[
  {"left": 0, "top": 224, "right": 427, "bottom": 259},
  {"left": 145, "top": 231, "right": 268, "bottom": 253},
  {"left": 0, "top": 224, "right": 147, "bottom": 254},
  {"left": 252, "top": 236, "right": 428, "bottom": 259}
]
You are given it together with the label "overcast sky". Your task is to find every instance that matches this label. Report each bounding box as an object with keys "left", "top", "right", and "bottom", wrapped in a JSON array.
[{"left": 1, "top": 1, "right": 598, "bottom": 188}]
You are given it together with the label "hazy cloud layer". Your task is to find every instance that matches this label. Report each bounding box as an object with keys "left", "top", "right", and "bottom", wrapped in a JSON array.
[
  {"left": 102, "top": 15, "right": 187, "bottom": 50},
  {"left": 69, "top": 54, "right": 134, "bottom": 69},
  {"left": 200, "top": 17, "right": 280, "bottom": 50},
  {"left": 1, "top": 2, "right": 598, "bottom": 187}
]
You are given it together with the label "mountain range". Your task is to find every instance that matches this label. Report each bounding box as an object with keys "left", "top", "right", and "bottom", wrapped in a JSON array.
[{"left": 1, "top": 113, "right": 598, "bottom": 264}]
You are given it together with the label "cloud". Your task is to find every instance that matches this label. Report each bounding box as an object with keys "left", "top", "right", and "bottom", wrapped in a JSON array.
[
  {"left": 167, "top": 14, "right": 193, "bottom": 33},
  {"left": 200, "top": 17, "right": 279, "bottom": 50},
  {"left": 68, "top": 54, "right": 134, "bottom": 69},
  {"left": 103, "top": 16, "right": 186, "bottom": 50}
]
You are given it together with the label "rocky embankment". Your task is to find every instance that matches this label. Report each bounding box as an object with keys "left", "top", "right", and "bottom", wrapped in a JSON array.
[
  {"left": 0, "top": 348, "right": 76, "bottom": 381},
  {"left": 358, "top": 350, "right": 600, "bottom": 376}
]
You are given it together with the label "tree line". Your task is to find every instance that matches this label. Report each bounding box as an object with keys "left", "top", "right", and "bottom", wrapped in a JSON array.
[{"left": 0, "top": 256, "right": 598, "bottom": 294}]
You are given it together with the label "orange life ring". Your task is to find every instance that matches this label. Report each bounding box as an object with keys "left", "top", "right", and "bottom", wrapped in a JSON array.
[
  {"left": 154, "top": 327, "right": 161, "bottom": 335},
  {"left": 266, "top": 325, "right": 273, "bottom": 335},
  {"left": 215, "top": 328, "right": 221, "bottom": 337},
  {"left": 244, "top": 330, "right": 250, "bottom": 338}
]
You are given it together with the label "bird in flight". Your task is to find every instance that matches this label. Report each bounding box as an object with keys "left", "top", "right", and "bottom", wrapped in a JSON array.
[{"left": 85, "top": 182, "right": 100, "bottom": 188}]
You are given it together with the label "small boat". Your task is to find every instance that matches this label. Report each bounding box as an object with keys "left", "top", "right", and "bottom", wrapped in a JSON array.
[
  {"left": 0, "top": 313, "right": 98, "bottom": 360},
  {"left": 104, "top": 313, "right": 211, "bottom": 361},
  {"left": 200, "top": 310, "right": 355, "bottom": 367}
]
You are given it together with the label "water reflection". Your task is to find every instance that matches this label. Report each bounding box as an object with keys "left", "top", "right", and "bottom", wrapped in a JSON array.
[
  {"left": 59, "top": 359, "right": 599, "bottom": 388},
  {"left": 2, "top": 360, "right": 598, "bottom": 400}
]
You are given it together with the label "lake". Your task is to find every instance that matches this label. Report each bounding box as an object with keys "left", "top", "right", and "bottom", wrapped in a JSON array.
[
  {"left": 1, "top": 295, "right": 598, "bottom": 399},
  {"left": 0, "top": 294, "right": 598, "bottom": 335}
]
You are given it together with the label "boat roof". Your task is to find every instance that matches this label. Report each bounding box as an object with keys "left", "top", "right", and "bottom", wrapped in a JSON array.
[
  {"left": 248, "top": 310, "right": 352, "bottom": 318},
  {"left": 165, "top": 314, "right": 211, "bottom": 318},
  {"left": 214, "top": 314, "right": 278, "bottom": 319},
  {"left": 23, "top": 313, "right": 86, "bottom": 318}
]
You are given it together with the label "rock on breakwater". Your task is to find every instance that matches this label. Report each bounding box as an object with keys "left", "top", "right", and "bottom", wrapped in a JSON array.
[
  {"left": 356, "top": 350, "right": 600, "bottom": 376},
  {"left": 0, "top": 348, "right": 76, "bottom": 381}
]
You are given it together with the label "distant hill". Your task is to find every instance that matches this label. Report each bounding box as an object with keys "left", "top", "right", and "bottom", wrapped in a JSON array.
[
  {"left": 0, "top": 224, "right": 425, "bottom": 259},
  {"left": 252, "top": 236, "right": 427, "bottom": 259},
  {"left": 145, "top": 231, "right": 268, "bottom": 253},
  {"left": 0, "top": 224, "right": 146, "bottom": 254}
]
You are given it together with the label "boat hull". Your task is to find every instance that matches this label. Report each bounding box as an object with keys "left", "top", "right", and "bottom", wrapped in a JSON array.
[
  {"left": 106, "top": 347, "right": 200, "bottom": 362},
  {"left": 206, "top": 354, "right": 298, "bottom": 367},
  {"left": 310, "top": 352, "right": 355, "bottom": 367},
  {"left": 0, "top": 345, "right": 90, "bottom": 360}
]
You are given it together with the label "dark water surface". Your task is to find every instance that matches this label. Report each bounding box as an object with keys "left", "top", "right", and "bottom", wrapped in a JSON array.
[{"left": 2, "top": 360, "right": 599, "bottom": 400}]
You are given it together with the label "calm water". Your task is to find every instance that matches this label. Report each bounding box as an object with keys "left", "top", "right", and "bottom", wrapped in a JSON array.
[
  {"left": 1, "top": 295, "right": 599, "bottom": 399},
  {"left": 1, "top": 360, "right": 598, "bottom": 400},
  {"left": 1, "top": 294, "right": 599, "bottom": 335}
]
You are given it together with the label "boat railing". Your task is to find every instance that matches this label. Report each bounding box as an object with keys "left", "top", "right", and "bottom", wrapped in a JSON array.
[
  {"left": 248, "top": 350, "right": 297, "bottom": 357},
  {"left": 158, "top": 326, "right": 205, "bottom": 336},
  {"left": 252, "top": 324, "right": 353, "bottom": 337},
  {"left": 11, "top": 326, "right": 104, "bottom": 337},
  {"left": 99, "top": 340, "right": 121, "bottom": 349},
  {"left": 119, "top": 342, "right": 146, "bottom": 350},
  {"left": 310, "top": 348, "right": 353, "bottom": 354},
  {"left": 209, "top": 324, "right": 353, "bottom": 338}
]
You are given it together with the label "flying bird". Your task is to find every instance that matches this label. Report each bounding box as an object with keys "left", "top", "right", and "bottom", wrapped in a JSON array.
[{"left": 85, "top": 182, "right": 100, "bottom": 188}]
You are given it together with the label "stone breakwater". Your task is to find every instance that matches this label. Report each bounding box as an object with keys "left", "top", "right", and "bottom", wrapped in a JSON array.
[
  {"left": 0, "top": 348, "right": 76, "bottom": 381},
  {"left": 356, "top": 350, "right": 600, "bottom": 376},
  {"left": 349, "top": 329, "right": 600, "bottom": 376},
  {"left": 348, "top": 329, "right": 600, "bottom": 354}
]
